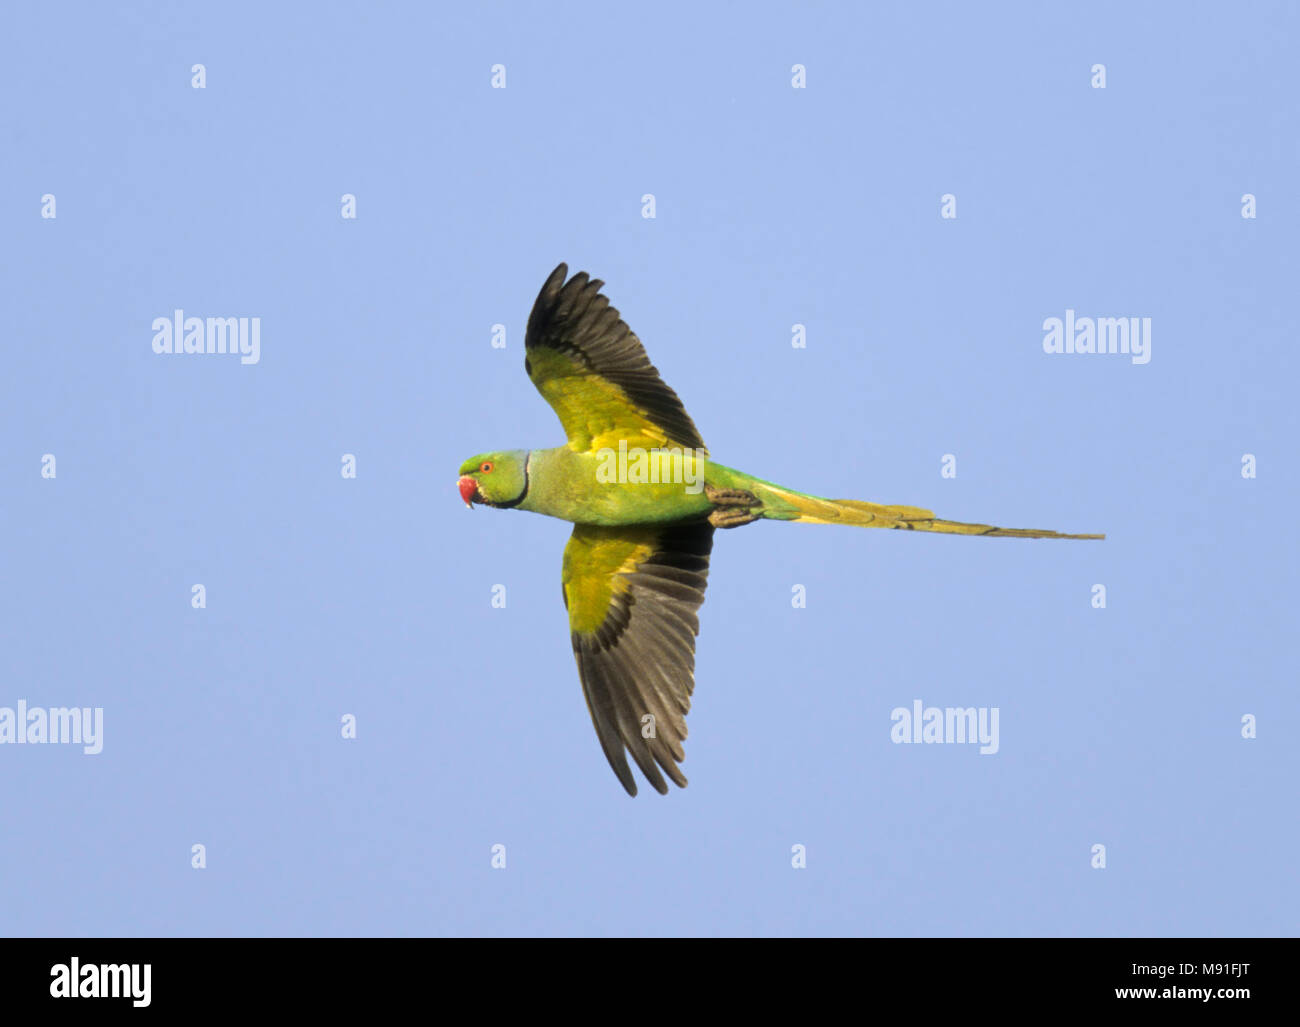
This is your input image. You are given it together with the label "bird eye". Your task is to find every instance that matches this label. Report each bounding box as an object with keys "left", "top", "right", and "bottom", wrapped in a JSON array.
[{"left": 481, "top": 461, "right": 493, "bottom": 473}]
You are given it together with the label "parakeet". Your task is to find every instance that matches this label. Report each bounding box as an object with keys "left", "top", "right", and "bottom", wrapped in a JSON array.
[{"left": 458, "top": 263, "right": 1102, "bottom": 796}]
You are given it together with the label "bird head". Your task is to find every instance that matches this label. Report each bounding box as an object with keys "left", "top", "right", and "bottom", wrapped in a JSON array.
[{"left": 457, "top": 450, "right": 528, "bottom": 508}]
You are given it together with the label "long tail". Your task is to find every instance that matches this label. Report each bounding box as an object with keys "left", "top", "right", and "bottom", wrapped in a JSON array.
[{"left": 755, "top": 484, "right": 1103, "bottom": 540}]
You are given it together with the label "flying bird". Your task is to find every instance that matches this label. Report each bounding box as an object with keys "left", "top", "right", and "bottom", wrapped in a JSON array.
[{"left": 458, "top": 264, "right": 1103, "bottom": 796}]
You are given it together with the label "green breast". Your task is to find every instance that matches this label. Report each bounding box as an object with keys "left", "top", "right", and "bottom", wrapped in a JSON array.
[{"left": 521, "top": 447, "right": 715, "bottom": 526}]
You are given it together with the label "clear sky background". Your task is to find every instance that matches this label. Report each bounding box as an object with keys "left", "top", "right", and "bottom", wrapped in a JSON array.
[{"left": 2, "top": 2, "right": 1295, "bottom": 937}]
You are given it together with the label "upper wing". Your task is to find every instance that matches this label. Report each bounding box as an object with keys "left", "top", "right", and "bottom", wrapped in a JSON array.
[
  {"left": 561, "top": 521, "right": 715, "bottom": 795},
  {"left": 524, "top": 263, "right": 707, "bottom": 454}
]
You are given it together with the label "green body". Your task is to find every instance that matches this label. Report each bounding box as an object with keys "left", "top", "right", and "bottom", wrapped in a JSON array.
[{"left": 515, "top": 448, "right": 800, "bottom": 526}]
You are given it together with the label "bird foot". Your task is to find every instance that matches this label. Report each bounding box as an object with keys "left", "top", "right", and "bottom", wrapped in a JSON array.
[
  {"left": 708, "top": 508, "right": 760, "bottom": 528},
  {"left": 705, "top": 485, "right": 761, "bottom": 528}
]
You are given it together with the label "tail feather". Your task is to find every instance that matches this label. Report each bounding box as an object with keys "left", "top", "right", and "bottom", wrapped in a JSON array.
[{"left": 760, "top": 487, "right": 1103, "bottom": 540}]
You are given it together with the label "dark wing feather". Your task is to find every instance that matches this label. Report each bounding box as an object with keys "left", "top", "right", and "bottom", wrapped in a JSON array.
[
  {"left": 525, "top": 263, "right": 707, "bottom": 454},
  {"left": 562, "top": 522, "right": 714, "bottom": 795}
]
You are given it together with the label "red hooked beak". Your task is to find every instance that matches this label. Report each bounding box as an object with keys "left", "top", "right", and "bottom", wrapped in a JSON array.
[{"left": 457, "top": 475, "right": 478, "bottom": 508}]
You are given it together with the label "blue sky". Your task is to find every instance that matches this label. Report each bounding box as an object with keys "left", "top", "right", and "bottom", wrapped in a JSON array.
[{"left": 2, "top": 1, "right": 1295, "bottom": 936}]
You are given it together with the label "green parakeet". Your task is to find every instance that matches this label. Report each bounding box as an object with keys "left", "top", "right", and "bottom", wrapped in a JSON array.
[{"left": 458, "top": 263, "right": 1102, "bottom": 796}]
